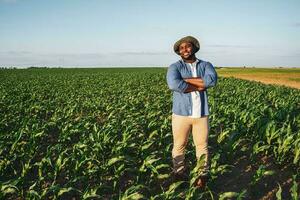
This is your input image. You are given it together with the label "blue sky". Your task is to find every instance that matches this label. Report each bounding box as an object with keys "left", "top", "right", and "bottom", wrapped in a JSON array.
[{"left": 0, "top": 0, "right": 299, "bottom": 67}]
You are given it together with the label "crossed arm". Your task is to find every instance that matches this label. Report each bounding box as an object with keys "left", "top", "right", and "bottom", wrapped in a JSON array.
[
  {"left": 166, "top": 62, "right": 217, "bottom": 93},
  {"left": 184, "top": 77, "right": 206, "bottom": 93}
]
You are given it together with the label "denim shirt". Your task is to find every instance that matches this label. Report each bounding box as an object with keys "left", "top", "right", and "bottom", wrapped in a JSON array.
[{"left": 166, "top": 59, "right": 218, "bottom": 117}]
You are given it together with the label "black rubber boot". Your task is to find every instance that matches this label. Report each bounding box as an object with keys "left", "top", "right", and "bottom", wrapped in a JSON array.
[{"left": 171, "top": 168, "right": 189, "bottom": 182}]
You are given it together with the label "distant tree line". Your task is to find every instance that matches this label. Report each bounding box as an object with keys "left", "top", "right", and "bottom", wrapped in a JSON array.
[
  {"left": 0, "top": 66, "right": 17, "bottom": 69},
  {"left": 0, "top": 66, "right": 60, "bottom": 69},
  {"left": 27, "top": 66, "right": 50, "bottom": 69}
]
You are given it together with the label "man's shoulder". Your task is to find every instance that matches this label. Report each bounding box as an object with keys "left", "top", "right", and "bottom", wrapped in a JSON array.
[
  {"left": 198, "top": 59, "right": 213, "bottom": 68},
  {"left": 169, "top": 60, "right": 182, "bottom": 68}
]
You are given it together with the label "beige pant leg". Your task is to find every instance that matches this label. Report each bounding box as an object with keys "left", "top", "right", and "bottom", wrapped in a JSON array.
[
  {"left": 191, "top": 116, "right": 209, "bottom": 174},
  {"left": 171, "top": 114, "right": 192, "bottom": 173}
]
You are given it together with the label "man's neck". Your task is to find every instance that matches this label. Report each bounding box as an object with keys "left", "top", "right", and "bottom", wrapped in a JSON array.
[{"left": 183, "top": 55, "right": 197, "bottom": 63}]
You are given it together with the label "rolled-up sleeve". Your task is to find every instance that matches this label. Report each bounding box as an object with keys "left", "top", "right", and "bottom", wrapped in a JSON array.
[
  {"left": 166, "top": 64, "right": 189, "bottom": 93},
  {"left": 203, "top": 62, "right": 218, "bottom": 88}
]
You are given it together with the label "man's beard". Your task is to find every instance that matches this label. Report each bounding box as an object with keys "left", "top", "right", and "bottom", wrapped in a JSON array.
[{"left": 181, "top": 53, "right": 196, "bottom": 61}]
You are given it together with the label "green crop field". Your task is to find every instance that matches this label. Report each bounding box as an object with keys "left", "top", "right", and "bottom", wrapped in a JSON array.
[{"left": 0, "top": 68, "right": 299, "bottom": 199}]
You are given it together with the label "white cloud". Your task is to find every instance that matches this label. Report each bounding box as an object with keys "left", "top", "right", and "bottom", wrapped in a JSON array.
[
  {"left": 207, "top": 44, "right": 254, "bottom": 48},
  {"left": 0, "top": 51, "right": 171, "bottom": 67},
  {"left": 114, "top": 51, "right": 170, "bottom": 56},
  {"left": 292, "top": 22, "right": 300, "bottom": 27},
  {"left": 0, "top": 50, "right": 299, "bottom": 68}
]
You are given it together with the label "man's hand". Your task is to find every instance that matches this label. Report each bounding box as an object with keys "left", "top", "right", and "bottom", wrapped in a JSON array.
[{"left": 184, "top": 78, "right": 206, "bottom": 92}]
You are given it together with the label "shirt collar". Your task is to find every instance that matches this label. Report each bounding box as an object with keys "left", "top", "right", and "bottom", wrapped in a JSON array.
[{"left": 183, "top": 58, "right": 199, "bottom": 66}]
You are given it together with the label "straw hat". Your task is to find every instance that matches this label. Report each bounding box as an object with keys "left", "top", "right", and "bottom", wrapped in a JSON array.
[{"left": 173, "top": 36, "right": 200, "bottom": 55}]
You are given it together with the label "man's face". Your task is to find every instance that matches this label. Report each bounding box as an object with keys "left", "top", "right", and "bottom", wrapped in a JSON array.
[{"left": 179, "top": 42, "right": 194, "bottom": 59}]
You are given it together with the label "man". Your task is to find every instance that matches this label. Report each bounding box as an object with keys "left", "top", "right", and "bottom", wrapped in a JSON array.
[{"left": 166, "top": 36, "right": 218, "bottom": 188}]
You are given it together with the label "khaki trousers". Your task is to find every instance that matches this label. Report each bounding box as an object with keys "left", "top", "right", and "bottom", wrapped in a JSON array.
[{"left": 171, "top": 113, "right": 209, "bottom": 174}]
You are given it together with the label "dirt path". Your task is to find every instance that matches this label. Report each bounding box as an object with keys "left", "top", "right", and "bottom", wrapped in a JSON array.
[{"left": 220, "top": 74, "right": 300, "bottom": 89}]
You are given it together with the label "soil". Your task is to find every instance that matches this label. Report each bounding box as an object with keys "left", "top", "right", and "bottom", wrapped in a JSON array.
[
  {"left": 220, "top": 74, "right": 300, "bottom": 89},
  {"left": 212, "top": 152, "right": 299, "bottom": 200}
]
